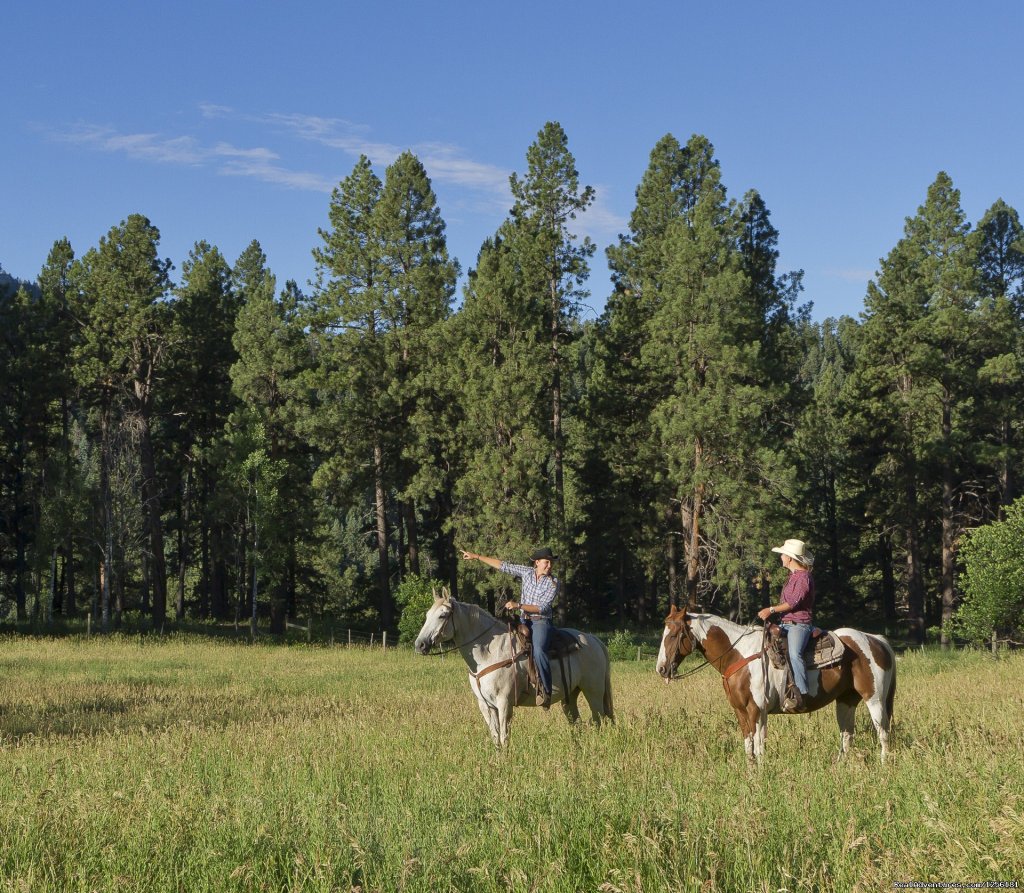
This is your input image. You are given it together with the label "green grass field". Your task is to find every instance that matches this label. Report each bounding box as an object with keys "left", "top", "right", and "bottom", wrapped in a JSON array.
[{"left": 0, "top": 636, "right": 1021, "bottom": 892}]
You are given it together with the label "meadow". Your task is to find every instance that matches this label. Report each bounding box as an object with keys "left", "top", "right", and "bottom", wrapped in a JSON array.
[{"left": 0, "top": 635, "right": 1021, "bottom": 892}]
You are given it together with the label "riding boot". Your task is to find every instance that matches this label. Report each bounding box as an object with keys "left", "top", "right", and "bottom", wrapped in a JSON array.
[{"left": 782, "top": 688, "right": 807, "bottom": 713}]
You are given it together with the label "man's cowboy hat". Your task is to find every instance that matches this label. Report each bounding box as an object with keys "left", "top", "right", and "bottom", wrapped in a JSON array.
[
  {"left": 771, "top": 538, "right": 814, "bottom": 566},
  {"left": 530, "top": 547, "right": 558, "bottom": 561}
]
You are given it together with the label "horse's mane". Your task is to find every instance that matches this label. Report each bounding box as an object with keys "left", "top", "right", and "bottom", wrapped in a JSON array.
[
  {"left": 454, "top": 599, "right": 506, "bottom": 629},
  {"left": 688, "top": 612, "right": 758, "bottom": 641}
]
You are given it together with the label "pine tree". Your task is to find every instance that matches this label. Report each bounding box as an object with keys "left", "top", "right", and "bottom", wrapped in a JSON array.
[
  {"left": 509, "top": 123, "right": 595, "bottom": 559},
  {"left": 375, "top": 151, "right": 458, "bottom": 579},
  {"left": 853, "top": 173, "right": 980, "bottom": 646},
  {"left": 72, "top": 215, "right": 173, "bottom": 629},
  {"left": 449, "top": 225, "right": 552, "bottom": 610},
  {"left": 169, "top": 241, "right": 239, "bottom": 619},
  {"left": 230, "top": 250, "right": 312, "bottom": 634}
]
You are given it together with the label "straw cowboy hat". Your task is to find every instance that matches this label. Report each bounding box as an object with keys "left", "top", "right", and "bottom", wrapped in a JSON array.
[{"left": 771, "top": 538, "right": 814, "bottom": 566}]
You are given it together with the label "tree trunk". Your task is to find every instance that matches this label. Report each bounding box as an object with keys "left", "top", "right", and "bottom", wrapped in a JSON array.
[
  {"left": 139, "top": 415, "right": 167, "bottom": 630},
  {"left": 905, "top": 483, "right": 926, "bottom": 647},
  {"left": 61, "top": 395, "right": 76, "bottom": 616},
  {"left": 402, "top": 499, "right": 421, "bottom": 577},
  {"left": 176, "top": 468, "right": 191, "bottom": 621},
  {"left": 940, "top": 400, "right": 956, "bottom": 650},
  {"left": 879, "top": 532, "right": 897, "bottom": 628},
  {"left": 374, "top": 440, "right": 393, "bottom": 628},
  {"left": 685, "top": 439, "right": 705, "bottom": 607},
  {"left": 999, "top": 416, "right": 1014, "bottom": 517},
  {"left": 551, "top": 278, "right": 566, "bottom": 538},
  {"left": 666, "top": 504, "right": 678, "bottom": 609},
  {"left": 100, "top": 412, "right": 112, "bottom": 633}
]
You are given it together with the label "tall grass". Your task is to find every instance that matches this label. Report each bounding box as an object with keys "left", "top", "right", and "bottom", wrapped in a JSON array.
[{"left": 0, "top": 636, "right": 1021, "bottom": 891}]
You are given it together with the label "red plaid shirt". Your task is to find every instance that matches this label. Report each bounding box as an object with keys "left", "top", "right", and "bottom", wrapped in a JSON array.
[{"left": 780, "top": 570, "right": 814, "bottom": 624}]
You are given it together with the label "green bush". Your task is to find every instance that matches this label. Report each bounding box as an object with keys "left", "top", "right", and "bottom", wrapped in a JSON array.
[
  {"left": 605, "top": 628, "right": 640, "bottom": 660},
  {"left": 951, "top": 497, "right": 1024, "bottom": 644},
  {"left": 394, "top": 575, "right": 445, "bottom": 645}
]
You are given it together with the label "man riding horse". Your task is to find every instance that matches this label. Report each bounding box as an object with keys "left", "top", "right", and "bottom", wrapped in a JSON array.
[{"left": 460, "top": 546, "right": 560, "bottom": 708}]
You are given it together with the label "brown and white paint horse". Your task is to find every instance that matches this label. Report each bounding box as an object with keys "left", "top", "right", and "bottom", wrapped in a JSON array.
[{"left": 656, "top": 607, "right": 896, "bottom": 763}]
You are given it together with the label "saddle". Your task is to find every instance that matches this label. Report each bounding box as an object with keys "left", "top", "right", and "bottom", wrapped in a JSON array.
[
  {"left": 765, "top": 623, "right": 845, "bottom": 712},
  {"left": 511, "top": 622, "right": 580, "bottom": 694},
  {"left": 765, "top": 623, "right": 845, "bottom": 672}
]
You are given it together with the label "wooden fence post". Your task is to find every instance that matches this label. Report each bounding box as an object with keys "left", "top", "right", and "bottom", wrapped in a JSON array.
[{"left": 382, "top": 631, "right": 387, "bottom": 650}]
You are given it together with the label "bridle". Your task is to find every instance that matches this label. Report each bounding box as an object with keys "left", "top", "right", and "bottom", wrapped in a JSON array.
[
  {"left": 662, "top": 614, "right": 763, "bottom": 682},
  {"left": 420, "top": 602, "right": 529, "bottom": 700},
  {"left": 419, "top": 603, "right": 507, "bottom": 656}
]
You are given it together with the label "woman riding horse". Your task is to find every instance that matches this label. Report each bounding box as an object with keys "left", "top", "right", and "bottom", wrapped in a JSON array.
[{"left": 757, "top": 538, "right": 816, "bottom": 713}]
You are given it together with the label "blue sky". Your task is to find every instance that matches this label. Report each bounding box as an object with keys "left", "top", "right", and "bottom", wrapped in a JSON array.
[{"left": 4, "top": 0, "right": 1022, "bottom": 322}]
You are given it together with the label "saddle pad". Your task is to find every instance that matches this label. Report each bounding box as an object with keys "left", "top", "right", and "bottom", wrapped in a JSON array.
[
  {"left": 546, "top": 627, "right": 581, "bottom": 659},
  {"left": 512, "top": 624, "right": 581, "bottom": 659},
  {"left": 766, "top": 627, "right": 845, "bottom": 670},
  {"left": 807, "top": 631, "right": 845, "bottom": 670}
]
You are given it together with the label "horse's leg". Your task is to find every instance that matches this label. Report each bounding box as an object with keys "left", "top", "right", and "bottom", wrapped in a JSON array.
[
  {"left": 478, "top": 701, "right": 502, "bottom": 748},
  {"left": 754, "top": 706, "right": 768, "bottom": 764},
  {"left": 561, "top": 688, "right": 582, "bottom": 725},
  {"left": 865, "top": 691, "right": 891, "bottom": 762},
  {"left": 474, "top": 694, "right": 502, "bottom": 748},
  {"left": 835, "top": 695, "right": 858, "bottom": 762},
  {"left": 732, "top": 706, "right": 755, "bottom": 765}
]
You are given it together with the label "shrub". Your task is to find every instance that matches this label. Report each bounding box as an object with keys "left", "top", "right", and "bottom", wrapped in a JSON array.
[
  {"left": 951, "top": 497, "right": 1024, "bottom": 645},
  {"left": 605, "top": 628, "right": 641, "bottom": 661},
  {"left": 394, "top": 575, "right": 445, "bottom": 645}
]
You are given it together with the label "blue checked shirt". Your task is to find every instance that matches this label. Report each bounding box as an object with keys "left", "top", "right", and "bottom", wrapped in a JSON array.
[{"left": 499, "top": 562, "right": 559, "bottom": 620}]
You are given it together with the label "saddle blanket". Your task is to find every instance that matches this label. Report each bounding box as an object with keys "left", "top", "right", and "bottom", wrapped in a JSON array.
[{"left": 767, "top": 626, "right": 846, "bottom": 671}]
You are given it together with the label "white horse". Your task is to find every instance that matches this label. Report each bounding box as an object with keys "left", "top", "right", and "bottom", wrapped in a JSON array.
[
  {"left": 414, "top": 590, "right": 614, "bottom": 747},
  {"left": 656, "top": 607, "right": 896, "bottom": 763}
]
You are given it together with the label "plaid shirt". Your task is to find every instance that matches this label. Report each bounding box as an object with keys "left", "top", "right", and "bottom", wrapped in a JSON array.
[
  {"left": 499, "top": 562, "right": 559, "bottom": 619},
  {"left": 780, "top": 570, "right": 814, "bottom": 625}
]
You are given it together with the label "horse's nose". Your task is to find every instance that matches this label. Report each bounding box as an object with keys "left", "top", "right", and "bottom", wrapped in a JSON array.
[{"left": 414, "top": 638, "right": 428, "bottom": 655}]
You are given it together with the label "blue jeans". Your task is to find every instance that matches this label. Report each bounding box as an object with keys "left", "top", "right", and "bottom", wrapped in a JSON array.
[
  {"left": 782, "top": 622, "right": 812, "bottom": 695},
  {"left": 530, "top": 618, "right": 553, "bottom": 694}
]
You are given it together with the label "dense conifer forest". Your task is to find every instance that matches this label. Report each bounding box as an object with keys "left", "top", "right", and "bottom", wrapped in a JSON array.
[{"left": 3, "top": 123, "right": 1022, "bottom": 645}]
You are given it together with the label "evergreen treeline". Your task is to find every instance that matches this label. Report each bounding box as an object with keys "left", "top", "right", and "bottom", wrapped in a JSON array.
[{"left": 2, "top": 125, "right": 1022, "bottom": 645}]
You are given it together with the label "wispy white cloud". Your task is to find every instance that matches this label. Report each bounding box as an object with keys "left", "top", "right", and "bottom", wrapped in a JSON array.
[
  {"left": 50, "top": 122, "right": 333, "bottom": 192},
  {"left": 48, "top": 107, "right": 616, "bottom": 230},
  {"left": 57, "top": 125, "right": 206, "bottom": 165}
]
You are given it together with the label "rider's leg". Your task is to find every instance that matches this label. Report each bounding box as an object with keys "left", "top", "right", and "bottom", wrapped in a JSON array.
[
  {"left": 531, "top": 619, "right": 553, "bottom": 701},
  {"left": 783, "top": 622, "right": 812, "bottom": 695}
]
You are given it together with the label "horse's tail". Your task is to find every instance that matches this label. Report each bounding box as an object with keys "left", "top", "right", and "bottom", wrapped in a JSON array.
[
  {"left": 874, "top": 634, "right": 897, "bottom": 726},
  {"left": 602, "top": 640, "right": 615, "bottom": 722}
]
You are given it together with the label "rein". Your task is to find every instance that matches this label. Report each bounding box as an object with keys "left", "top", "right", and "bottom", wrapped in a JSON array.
[
  {"left": 423, "top": 610, "right": 528, "bottom": 694},
  {"left": 421, "top": 623, "right": 494, "bottom": 657},
  {"left": 668, "top": 621, "right": 763, "bottom": 682}
]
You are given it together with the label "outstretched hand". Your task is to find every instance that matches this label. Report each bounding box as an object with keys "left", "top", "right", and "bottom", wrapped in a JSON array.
[{"left": 460, "top": 549, "right": 476, "bottom": 561}]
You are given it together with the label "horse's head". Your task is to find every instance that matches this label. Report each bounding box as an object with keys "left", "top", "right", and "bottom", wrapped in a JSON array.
[
  {"left": 656, "top": 605, "right": 695, "bottom": 681},
  {"left": 414, "top": 586, "right": 456, "bottom": 655}
]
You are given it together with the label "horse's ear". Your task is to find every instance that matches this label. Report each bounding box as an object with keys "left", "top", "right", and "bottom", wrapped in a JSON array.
[
  {"left": 432, "top": 585, "right": 442, "bottom": 602},
  {"left": 442, "top": 586, "right": 451, "bottom": 601}
]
